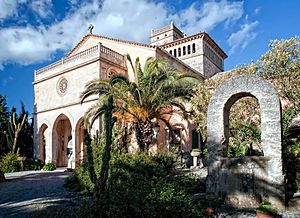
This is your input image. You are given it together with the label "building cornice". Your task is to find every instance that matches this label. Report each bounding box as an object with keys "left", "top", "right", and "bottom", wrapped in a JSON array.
[{"left": 35, "top": 97, "right": 99, "bottom": 115}]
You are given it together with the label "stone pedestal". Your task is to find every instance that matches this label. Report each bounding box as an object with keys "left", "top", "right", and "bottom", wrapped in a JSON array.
[
  {"left": 191, "top": 151, "right": 201, "bottom": 168},
  {"left": 18, "top": 157, "right": 26, "bottom": 171}
]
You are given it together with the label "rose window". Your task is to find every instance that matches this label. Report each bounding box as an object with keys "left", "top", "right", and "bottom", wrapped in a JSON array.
[{"left": 57, "top": 77, "right": 69, "bottom": 96}]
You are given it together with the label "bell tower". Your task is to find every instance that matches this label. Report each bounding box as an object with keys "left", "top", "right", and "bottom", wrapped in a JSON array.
[{"left": 150, "top": 22, "right": 184, "bottom": 46}]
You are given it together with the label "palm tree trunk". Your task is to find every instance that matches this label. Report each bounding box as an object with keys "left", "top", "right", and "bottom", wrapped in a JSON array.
[{"left": 135, "top": 120, "right": 153, "bottom": 152}]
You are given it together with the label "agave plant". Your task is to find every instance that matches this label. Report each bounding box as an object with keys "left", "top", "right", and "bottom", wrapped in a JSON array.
[{"left": 81, "top": 55, "right": 199, "bottom": 152}]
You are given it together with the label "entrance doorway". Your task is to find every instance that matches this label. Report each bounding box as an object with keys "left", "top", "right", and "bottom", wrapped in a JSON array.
[{"left": 53, "top": 114, "right": 72, "bottom": 167}]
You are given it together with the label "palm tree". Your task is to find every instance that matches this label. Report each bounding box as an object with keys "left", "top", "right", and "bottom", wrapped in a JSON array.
[{"left": 81, "top": 56, "right": 199, "bottom": 152}]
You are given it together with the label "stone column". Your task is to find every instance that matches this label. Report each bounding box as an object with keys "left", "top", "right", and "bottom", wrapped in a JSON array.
[
  {"left": 45, "top": 128, "right": 53, "bottom": 164},
  {"left": 67, "top": 129, "right": 76, "bottom": 169}
]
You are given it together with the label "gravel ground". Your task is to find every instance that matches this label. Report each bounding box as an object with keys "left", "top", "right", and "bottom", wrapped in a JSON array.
[{"left": 0, "top": 169, "right": 87, "bottom": 218}]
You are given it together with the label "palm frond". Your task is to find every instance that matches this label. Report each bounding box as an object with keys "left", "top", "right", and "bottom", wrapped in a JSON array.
[
  {"left": 110, "top": 73, "right": 130, "bottom": 86},
  {"left": 83, "top": 102, "right": 106, "bottom": 130},
  {"left": 80, "top": 80, "right": 111, "bottom": 104}
]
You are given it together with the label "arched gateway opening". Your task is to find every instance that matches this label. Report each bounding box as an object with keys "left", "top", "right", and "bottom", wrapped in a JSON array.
[
  {"left": 206, "top": 75, "right": 285, "bottom": 208},
  {"left": 52, "top": 114, "right": 72, "bottom": 167},
  {"left": 38, "top": 124, "right": 49, "bottom": 163}
]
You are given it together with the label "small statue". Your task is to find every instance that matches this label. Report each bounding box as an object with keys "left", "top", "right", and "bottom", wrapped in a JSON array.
[{"left": 88, "top": 24, "right": 94, "bottom": 34}]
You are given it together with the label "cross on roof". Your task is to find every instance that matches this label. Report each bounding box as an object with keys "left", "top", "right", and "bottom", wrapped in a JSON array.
[{"left": 88, "top": 24, "right": 94, "bottom": 34}]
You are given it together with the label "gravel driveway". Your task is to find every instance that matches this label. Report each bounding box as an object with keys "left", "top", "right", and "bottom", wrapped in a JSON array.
[{"left": 0, "top": 169, "right": 83, "bottom": 217}]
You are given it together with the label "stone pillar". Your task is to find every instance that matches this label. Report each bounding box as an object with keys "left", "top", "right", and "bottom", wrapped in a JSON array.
[
  {"left": 67, "top": 129, "right": 76, "bottom": 169},
  {"left": 46, "top": 128, "right": 53, "bottom": 164}
]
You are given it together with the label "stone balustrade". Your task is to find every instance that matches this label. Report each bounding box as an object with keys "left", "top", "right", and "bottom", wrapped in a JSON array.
[
  {"left": 100, "top": 45, "right": 126, "bottom": 66},
  {"left": 35, "top": 44, "right": 126, "bottom": 78}
]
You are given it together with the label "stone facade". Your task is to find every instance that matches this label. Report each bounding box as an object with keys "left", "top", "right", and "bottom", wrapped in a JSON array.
[
  {"left": 33, "top": 24, "right": 227, "bottom": 168},
  {"left": 206, "top": 75, "right": 285, "bottom": 208}
]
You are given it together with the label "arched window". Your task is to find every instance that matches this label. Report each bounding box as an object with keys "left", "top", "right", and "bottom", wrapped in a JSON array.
[
  {"left": 169, "top": 50, "right": 172, "bottom": 55},
  {"left": 187, "top": 45, "right": 191, "bottom": 54},
  {"left": 192, "top": 43, "right": 196, "bottom": 53},
  {"left": 174, "top": 49, "right": 177, "bottom": 57},
  {"left": 178, "top": 48, "right": 181, "bottom": 57},
  {"left": 183, "top": 46, "right": 186, "bottom": 55}
]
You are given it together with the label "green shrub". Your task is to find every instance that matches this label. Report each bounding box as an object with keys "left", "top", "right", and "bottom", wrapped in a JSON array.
[
  {"left": 202, "top": 148, "right": 208, "bottom": 158},
  {"left": 0, "top": 152, "right": 20, "bottom": 173},
  {"left": 192, "top": 148, "right": 201, "bottom": 152},
  {"left": 172, "top": 173, "right": 205, "bottom": 194},
  {"left": 97, "top": 153, "right": 202, "bottom": 218},
  {"left": 296, "top": 172, "right": 300, "bottom": 192},
  {"left": 42, "top": 163, "right": 56, "bottom": 171},
  {"left": 66, "top": 148, "right": 205, "bottom": 217},
  {"left": 285, "top": 139, "right": 300, "bottom": 192},
  {"left": 256, "top": 201, "right": 277, "bottom": 215},
  {"left": 65, "top": 138, "right": 104, "bottom": 192},
  {"left": 24, "top": 158, "right": 44, "bottom": 171}
]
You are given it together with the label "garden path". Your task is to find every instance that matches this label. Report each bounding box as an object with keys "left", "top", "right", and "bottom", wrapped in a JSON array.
[{"left": 0, "top": 169, "right": 83, "bottom": 217}]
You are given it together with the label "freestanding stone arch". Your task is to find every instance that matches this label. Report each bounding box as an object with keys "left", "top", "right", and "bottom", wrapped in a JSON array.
[{"left": 206, "top": 75, "right": 284, "bottom": 208}]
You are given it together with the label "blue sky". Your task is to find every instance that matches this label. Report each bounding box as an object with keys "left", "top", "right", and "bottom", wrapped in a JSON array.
[{"left": 0, "top": 0, "right": 299, "bottom": 115}]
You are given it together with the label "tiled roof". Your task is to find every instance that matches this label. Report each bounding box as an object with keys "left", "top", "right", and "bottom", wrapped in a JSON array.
[
  {"left": 68, "top": 34, "right": 156, "bottom": 56},
  {"left": 159, "top": 32, "right": 228, "bottom": 59}
]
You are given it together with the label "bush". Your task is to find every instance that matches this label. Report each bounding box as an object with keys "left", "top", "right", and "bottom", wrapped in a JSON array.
[
  {"left": 97, "top": 153, "right": 202, "bottom": 217},
  {"left": 65, "top": 138, "right": 104, "bottom": 192},
  {"left": 42, "top": 163, "right": 56, "bottom": 171},
  {"left": 256, "top": 201, "right": 277, "bottom": 215},
  {"left": 66, "top": 145, "right": 205, "bottom": 217},
  {"left": 0, "top": 152, "right": 20, "bottom": 173},
  {"left": 24, "top": 158, "right": 44, "bottom": 171}
]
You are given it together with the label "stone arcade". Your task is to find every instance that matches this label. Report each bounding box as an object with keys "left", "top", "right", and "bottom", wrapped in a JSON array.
[{"left": 33, "top": 23, "right": 227, "bottom": 168}]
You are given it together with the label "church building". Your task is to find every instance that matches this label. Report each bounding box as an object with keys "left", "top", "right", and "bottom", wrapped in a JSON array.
[{"left": 33, "top": 23, "right": 227, "bottom": 168}]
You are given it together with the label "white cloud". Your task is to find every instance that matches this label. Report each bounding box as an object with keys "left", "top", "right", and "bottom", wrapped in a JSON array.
[
  {"left": 0, "top": 0, "right": 27, "bottom": 20},
  {"left": 0, "top": 0, "right": 246, "bottom": 69},
  {"left": 171, "top": 0, "right": 244, "bottom": 34},
  {"left": 227, "top": 20, "right": 259, "bottom": 54},
  {"left": 30, "top": 0, "right": 53, "bottom": 18},
  {"left": 254, "top": 7, "right": 261, "bottom": 15},
  {"left": 0, "top": 1, "right": 98, "bottom": 67},
  {"left": 91, "top": 0, "right": 168, "bottom": 42}
]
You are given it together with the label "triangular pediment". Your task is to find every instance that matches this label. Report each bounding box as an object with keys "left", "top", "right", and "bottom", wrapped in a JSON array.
[{"left": 68, "top": 34, "right": 156, "bottom": 57}]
